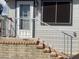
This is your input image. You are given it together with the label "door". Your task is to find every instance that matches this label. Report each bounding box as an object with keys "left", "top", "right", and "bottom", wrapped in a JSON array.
[{"left": 17, "top": 1, "right": 33, "bottom": 38}]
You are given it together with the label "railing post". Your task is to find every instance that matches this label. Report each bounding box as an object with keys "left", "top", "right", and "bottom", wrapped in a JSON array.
[
  {"left": 33, "top": 18, "right": 35, "bottom": 38},
  {"left": 70, "top": 36, "right": 73, "bottom": 59},
  {"left": 64, "top": 34, "right": 66, "bottom": 53}
]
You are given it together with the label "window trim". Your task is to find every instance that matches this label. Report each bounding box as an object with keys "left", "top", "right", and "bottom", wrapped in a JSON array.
[{"left": 41, "top": 1, "right": 72, "bottom": 25}]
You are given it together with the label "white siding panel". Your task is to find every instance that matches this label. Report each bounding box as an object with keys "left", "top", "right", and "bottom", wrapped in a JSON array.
[{"left": 35, "top": 0, "right": 79, "bottom": 55}]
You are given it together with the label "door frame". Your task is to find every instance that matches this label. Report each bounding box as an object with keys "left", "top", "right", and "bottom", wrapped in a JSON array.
[{"left": 16, "top": 1, "right": 34, "bottom": 38}]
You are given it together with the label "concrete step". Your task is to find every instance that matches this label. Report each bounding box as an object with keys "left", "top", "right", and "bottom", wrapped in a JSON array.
[
  {"left": 0, "top": 37, "right": 69, "bottom": 59},
  {"left": 0, "top": 44, "right": 50, "bottom": 59}
]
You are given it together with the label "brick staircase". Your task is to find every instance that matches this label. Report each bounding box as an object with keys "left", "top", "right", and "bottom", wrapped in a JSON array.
[{"left": 0, "top": 37, "right": 69, "bottom": 59}]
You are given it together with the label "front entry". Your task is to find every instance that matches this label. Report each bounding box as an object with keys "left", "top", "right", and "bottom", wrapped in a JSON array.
[{"left": 17, "top": 1, "right": 33, "bottom": 38}]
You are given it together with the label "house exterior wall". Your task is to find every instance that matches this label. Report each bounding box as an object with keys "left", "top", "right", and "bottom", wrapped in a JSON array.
[
  {"left": 8, "top": 0, "right": 15, "bottom": 18},
  {"left": 35, "top": 0, "right": 79, "bottom": 55},
  {"left": 7, "top": 0, "right": 79, "bottom": 55}
]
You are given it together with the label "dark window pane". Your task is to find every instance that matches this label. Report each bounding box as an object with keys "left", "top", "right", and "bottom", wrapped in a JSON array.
[
  {"left": 20, "top": 4, "right": 30, "bottom": 29},
  {"left": 57, "top": 2, "right": 70, "bottom": 23},
  {"left": 43, "top": 2, "right": 56, "bottom": 23},
  {"left": 20, "top": 19, "right": 30, "bottom": 30}
]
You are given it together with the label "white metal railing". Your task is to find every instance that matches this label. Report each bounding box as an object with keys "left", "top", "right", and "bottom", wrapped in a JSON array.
[
  {"left": 62, "top": 32, "right": 73, "bottom": 58},
  {"left": 0, "top": 16, "right": 15, "bottom": 37}
]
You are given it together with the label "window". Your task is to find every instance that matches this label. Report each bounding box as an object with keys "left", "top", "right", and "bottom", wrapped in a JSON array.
[
  {"left": 20, "top": 4, "right": 30, "bottom": 30},
  {"left": 42, "top": 2, "right": 72, "bottom": 25}
]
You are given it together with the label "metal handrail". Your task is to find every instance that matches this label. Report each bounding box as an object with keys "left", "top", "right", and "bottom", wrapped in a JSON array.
[
  {"left": 62, "top": 32, "right": 73, "bottom": 38},
  {"left": 62, "top": 31, "right": 73, "bottom": 59}
]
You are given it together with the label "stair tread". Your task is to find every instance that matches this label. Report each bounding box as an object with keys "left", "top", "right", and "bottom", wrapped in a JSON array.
[{"left": 0, "top": 37, "right": 68, "bottom": 59}]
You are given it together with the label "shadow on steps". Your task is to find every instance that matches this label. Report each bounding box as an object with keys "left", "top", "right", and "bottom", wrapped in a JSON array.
[{"left": 69, "top": 54, "right": 79, "bottom": 59}]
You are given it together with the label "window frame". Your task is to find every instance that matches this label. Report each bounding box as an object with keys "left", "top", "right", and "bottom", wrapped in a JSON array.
[{"left": 41, "top": 1, "right": 72, "bottom": 25}]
